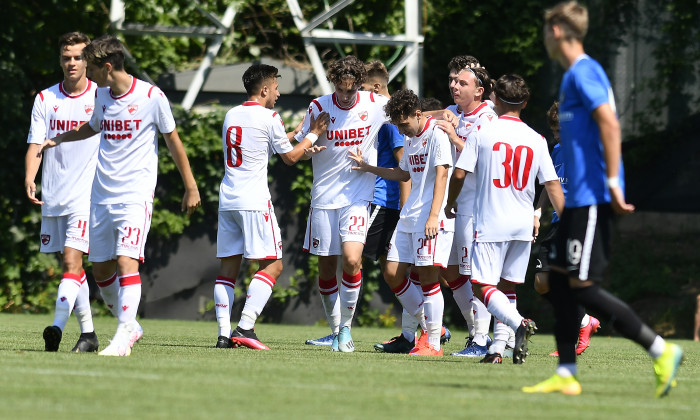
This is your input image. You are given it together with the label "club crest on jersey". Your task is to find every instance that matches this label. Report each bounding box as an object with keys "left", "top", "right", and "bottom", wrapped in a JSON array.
[
  {"left": 278, "top": 241, "right": 282, "bottom": 250},
  {"left": 359, "top": 111, "right": 368, "bottom": 121},
  {"left": 128, "top": 104, "right": 139, "bottom": 115},
  {"left": 41, "top": 234, "right": 51, "bottom": 245},
  {"left": 85, "top": 105, "right": 94, "bottom": 115},
  {"left": 53, "top": 105, "right": 59, "bottom": 112},
  {"left": 312, "top": 238, "right": 320, "bottom": 248},
  {"left": 263, "top": 213, "right": 269, "bottom": 222}
]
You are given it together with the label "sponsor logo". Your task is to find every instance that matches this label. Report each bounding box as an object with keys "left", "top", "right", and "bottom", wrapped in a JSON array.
[
  {"left": 312, "top": 238, "right": 320, "bottom": 248},
  {"left": 359, "top": 111, "right": 368, "bottom": 121},
  {"left": 330, "top": 116, "right": 336, "bottom": 123},
  {"left": 128, "top": 104, "right": 138, "bottom": 115},
  {"left": 41, "top": 234, "right": 51, "bottom": 245},
  {"left": 215, "top": 303, "right": 228, "bottom": 308},
  {"left": 53, "top": 105, "right": 59, "bottom": 112},
  {"left": 263, "top": 213, "right": 269, "bottom": 222}
]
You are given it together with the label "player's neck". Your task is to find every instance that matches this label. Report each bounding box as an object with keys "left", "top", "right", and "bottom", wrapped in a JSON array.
[
  {"left": 62, "top": 76, "right": 88, "bottom": 96},
  {"left": 459, "top": 100, "right": 482, "bottom": 114},
  {"left": 110, "top": 72, "right": 134, "bottom": 97},
  {"left": 560, "top": 40, "right": 585, "bottom": 70}
]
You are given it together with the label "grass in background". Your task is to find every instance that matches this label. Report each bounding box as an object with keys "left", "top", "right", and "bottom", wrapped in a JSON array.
[{"left": 1, "top": 313, "right": 698, "bottom": 419}]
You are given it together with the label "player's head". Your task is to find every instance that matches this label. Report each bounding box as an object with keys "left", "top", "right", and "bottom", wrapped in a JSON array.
[
  {"left": 544, "top": 1, "right": 588, "bottom": 58},
  {"left": 448, "top": 65, "right": 491, "bottom": 109},
  {"left": 327, "top": 55, "right": 366, "bottom": 108},
  {"left": 420, "top": 97, "right": 443, "bottom": 112},
  {"left": 385, "top": 89, "right": 423, "bottom": 137},
  {"left": 447, "top": 55, "right": 481, "bottom": 74},
  {"left": 82, "top": 35, "right": 126, "bottom": 87},
  {"left": 362, "top": 60, "right": 389, "bottom": 96},
  {"left": 547, "top": 101, "right": 560, "bottom": 142},
  {"left": 243, "top": 64, "right": 281, "bottom": 108},
  {"left": 58, "top": 32, "right": 90, "bottom": 84},
  {"left": 493, "top": 74, "right": 529, "bottom": 115}
]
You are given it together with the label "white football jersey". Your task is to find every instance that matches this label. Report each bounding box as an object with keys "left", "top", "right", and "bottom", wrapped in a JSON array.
[
  {"left": 219, "top": 102, "right": 293, "bottom": 211},
  {"left": 457, "top": 115, "right": 557, "bottom": 242},
  {"left": 397, "top": 118, "right": 455, "bottom": 233},
  {"left": 88, "top": 77, "right": 176, "bottom": 205},
  {"left": 446, "top": 102, "right": 497, "bottom": 216},
  {"left": 294, "top": 91, "right": 389, "bottom": 209},
  {"left": 27, "top": 81, "right": 100, "bottom": 216}
]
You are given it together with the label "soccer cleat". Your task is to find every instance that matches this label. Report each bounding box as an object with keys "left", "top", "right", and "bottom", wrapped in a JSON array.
[
  {"left": 575, "top": 316, "right": 600, "bottom": 355},
  {"left": 215, "top": 335, "right": 232, "bottom": 348},
  {"left": 653, "top": 343, "right": 683, "bottom": 398},
  {"left": 99, "top": 323, "right": 133, "bottom": 357},
  {"left": 71, "top": 332, "right": 99, "bottom": 353},
  {"left": 409, "top": 343, "right": 443, "bottom": 356},
  {"left": 441, "top": 326, "right": 451, "bottom": 344},
  {"left": 513, "top": 319, "right": 537, "bottom": 364},
  {"left": 230, "top": 326, "right": 270, "bottom": 350},
  {"left": 337, "top": 326, "right": 355, "bottom": 353},
  {"left": 43, "top": 325, "right": 62, "bottom": 352},
  {"left": 522, "top": 374, "right": 582, "bottom": 395},
  {"left": 374, "top": 335, "right": 414, "bottom": 353},
  {"left": 128, "top": 321, "right": 144, "bottom": 347},
  {"left": 414, "top": 329, "right": 429, "bottom": 349},
  {"left": 479, "top": 353, "right": 503, "bottom": 364},
  {"left": 331, "top": 334, "right": 339, "bottom": 352},
  {"left": 451, "top": 337, "right": 488, "bottom": 357},
  {"left": 305, "top": 333, "right": 336, "bottom": 346}
]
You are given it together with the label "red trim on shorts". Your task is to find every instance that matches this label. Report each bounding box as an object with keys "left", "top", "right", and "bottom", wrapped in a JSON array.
[
  {"left": 304, "top": 207, "right": 314, "bottom": 252},
  {"left": 138, "top": 201, "right": 149, "bottom": 263},
  {"left": 481, "top": 285, "right": 498, "bottom": 307},
  {"left": 318, "top": 276, "right": 338, "bottom": 295},
  {"left": 421, "top": 282, "right": 441, "bottom": 297},
  {"left": 119, "top": 273, "right": 141, "bottom": 286},
  {"left": 447, "top": 275, "right": 469, "bottom": 291},
  {"left": 96, "top": 272, "right": 118, "bottom": 287},
  {"left": 253, "top": 271, "right": 276, "bottom": 288},
  {"left": 391, "top": 277, "right": 411, "bottom": 296},
  {"left": 341, "top": 271, "right": 362, "bottom": 289},
  {"left": 267, "top": 201, "right": 280, "bottom": 259}
]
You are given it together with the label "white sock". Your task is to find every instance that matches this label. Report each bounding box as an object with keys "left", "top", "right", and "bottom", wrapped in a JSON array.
[
  {"left": 392, "top": 277, "right": 426, "bottom": 329},
  {"left": 504, "top": 291, "right": 517, "bottom": 347},
  {"left": 339, "top": 271, "right": 362, "bottom": 329},
  {"left": 52, "top": 272, "right": 83, "bottom": 330},
  {"left": 73, "top": 272, "right": 94, "bottom": 333},
  {"left": 473, "top": 296, "right": 492, "bottom": 346},
  {"left": 580, "top": 313, "right": 590, "bottom": 328},
  {"left": 214, "top": 276, "right": 236, "bottom": 337},
  {"left": 117, "top": 273, "right": 141, "bottom": 324},
  {"left": 649, "top": 336, "right": 666, "bottom": 359},
  {"left": 318, "top": 277, "right": 340, "bottom": 335},
  {"left": 422, "top": 282, "right": 444, "bottom": 350},
  {"left": 483, "top": 286, "right": 523, "bottom": 331},
  {"left": 238, "top": 271, "right": 275, "bottom": 330},
  {"left": 401, "top": 309, "right": 419, "bottom": 342},
  {"left": 557, "top": 363, "right": 577, "bottom": 377},
  {"left": 448, "top": 275, "right": 474, "bottom": 335},
  {"left": 96, "top": 272, "right": 119, "bottom": 317}
]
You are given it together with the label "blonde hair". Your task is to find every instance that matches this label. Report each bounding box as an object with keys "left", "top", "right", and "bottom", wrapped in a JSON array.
[{"left": 544, "top": 1, "right": 589, "bottom": 41}]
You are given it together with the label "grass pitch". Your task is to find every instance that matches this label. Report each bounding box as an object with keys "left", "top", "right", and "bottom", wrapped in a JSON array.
[{"left": 1, "top": 314, "right": 698, "bottom": 419}]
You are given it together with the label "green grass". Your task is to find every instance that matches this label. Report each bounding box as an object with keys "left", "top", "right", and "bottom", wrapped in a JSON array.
[{"left": 2, "top": 314, "right": 699, "bottom": 419}]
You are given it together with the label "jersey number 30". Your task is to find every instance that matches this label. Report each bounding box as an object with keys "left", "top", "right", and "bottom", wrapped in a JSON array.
[
  {"left": 492, "top": 142, "right": 533, "bottom": 191},
  {"left": 226, "top": 126, "right": 243, "bottom": 168}
]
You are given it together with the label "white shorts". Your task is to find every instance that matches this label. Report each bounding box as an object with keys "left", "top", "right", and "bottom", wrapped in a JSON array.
[
  {"left": 470, "top": 240, "right": 532, "bottom": 286},
  {"left": 217, "top": 204, "right": 283, "bottom": 260},
  {"left": 39, "top": 213, "right": 90, "bottom": 254},
  {"left": 303, "top": 202, "right": 370, "bottom": 256},
  {"left": 387, "top": 229, "right": 454, "bottom": 268},
  {"left": 89, "top": 202, "right": 153, "bottom": 263},
  {"left": 448, "top": 214, "right": 474, "bottom": 275}
]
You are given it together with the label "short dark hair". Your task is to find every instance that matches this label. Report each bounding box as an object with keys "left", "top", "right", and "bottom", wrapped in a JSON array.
[
  {"left": 242, "top": 64, "right": 279, "bottom": 96},
  {"left": 365, "top": 60, "right": 389, "bottom": 85},
  {"left": 420, "top": 97, "right": 443, "bottom": 112},
  {"left": 385, "top": 89, "right": 420, "bottom": 123},
  {"left": 81, "top": 35, "right": 125, "bottom": 70},
  {"left": 494, "top": 74, "right": 530, "bottom": 110},
  {"left": 58, "top": 32, "right": 90, "bottom": 53},
  {"left": 447, "top": 55, "right": 481, "bottom": 73},
  {"left": 327, "top": 55, "right": 366, "bottom": 86}
]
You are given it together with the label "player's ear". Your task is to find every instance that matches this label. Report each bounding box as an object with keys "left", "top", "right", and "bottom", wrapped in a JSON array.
[
  {"left": 373, "top": 82, "right": 381, "bottom": 94},
  {"left": 475, "top": 85, "right": 484, "bottom": 98}
]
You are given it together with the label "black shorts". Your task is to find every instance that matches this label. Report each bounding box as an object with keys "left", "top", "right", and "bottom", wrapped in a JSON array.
[
  {"left": 535, "top": 222, "right": 560, "bottom": 273},
  {"left": 551, "top": 204, "right": 613, "bottom": 282},
  {"left": 362, "top": 204, "right": 400, "bottom": 261}
]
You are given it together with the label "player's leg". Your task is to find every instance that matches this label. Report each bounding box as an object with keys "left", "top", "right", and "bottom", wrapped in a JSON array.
[
  {"left": 214, "top": 210, "right": 244, "bottom": 347},
  {"left": 89, "top": 203, "right": 120, "bottom": 317},
  {"left": 374, "top": 258, "right": 416, "bottom": 353}
]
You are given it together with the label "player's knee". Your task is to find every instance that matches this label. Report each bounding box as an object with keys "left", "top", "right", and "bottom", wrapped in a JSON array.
[{"left": 534, "top": 273, "right": 550, "bottom": 295}]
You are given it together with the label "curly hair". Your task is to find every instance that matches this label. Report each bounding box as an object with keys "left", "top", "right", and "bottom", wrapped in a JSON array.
[
  {"left": 494, "top": 74, "right": 530, "bottom": 110},
  {"left": 447, "top": 55, "right": 481, "bottom": 73},
  {"left": 384, "top": 89, "right": 420, "bottom": 123},
  {"left": 327, "top": 55, "right": 366, "bottom": 86}
]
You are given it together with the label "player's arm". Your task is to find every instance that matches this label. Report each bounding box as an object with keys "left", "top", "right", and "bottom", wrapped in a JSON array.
[
  {"left": 25, "top": 143, "right": 44, "bottom": 205},
  {"left": 424, "top": 109, "right": 458, "bottom": 127},
  {"left": 348, "top": 148, "right": 409, "bottom": 182},
  {"left": 280, "top": 112, "right": 329, "bottom": 165},
  {"left": 393, "top": 146, "right": 411, "bottom": 207},
  {"left": 444, "top": 167, "right": 468, "bottom": 219},
  {"left": 435, "top": 120, "right": 465, "bottom": 151},
  {"left": 533, "top": 184, "right": 551, "bottom": 239},
  {"left": 37, "top": 122, "right": 98, "bottom": 155},
  {"left": 426, "top": 164, "right": 449, "bottom": 238},
  {"left": 593, "top": 103, "right": 634, "bottom": 215},
  {"left": 163, "top": 128, "right": 201, "bottom": 216}
]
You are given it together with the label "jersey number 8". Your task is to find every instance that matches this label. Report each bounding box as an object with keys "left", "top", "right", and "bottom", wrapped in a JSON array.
[{"left": 226, "top": 125, "right": 243, "bottom": 168}]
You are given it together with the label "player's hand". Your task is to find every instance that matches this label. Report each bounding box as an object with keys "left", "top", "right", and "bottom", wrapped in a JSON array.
[
  {"left": 292, "top": 115, "right": 305, "bottom": 137},
  {"left": 304, "top": 145, "right": 326, "bottom": 156},
  {"left": 435, "top": 119, "right": 457, "bottom": 138},
  {"left": 444, "top": 202, "right": 457, "bottom": 219},
  {"left": 182, "top": 188, "right": 201, "bottom": 216},
  {"left": 25, "top": 180, "right": 43, "bottom": 205},
  {"left": 309, "top": 111, "right": 330, "bottom": 134},
  {"left": 348, "top": 147, "right": 368, "bottom": 172},
  {"left": 441, "top": 109, "right": 459, "bottom": 128},
  {"left": 533, "top": 215, "right": 541, "bottom": 242},
  {"left": 425, "top": 216, "right": 439, "bottom": 239},
  {"left": 609, "top": 186, "right": 635, "bottom": 215},
  {"left": 37, "top": 139, "right": 58, "bottom": 156}
]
